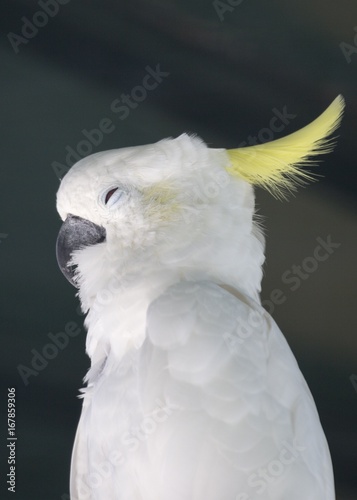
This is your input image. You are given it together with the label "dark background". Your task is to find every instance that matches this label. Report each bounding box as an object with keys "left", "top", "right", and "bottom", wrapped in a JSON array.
[{"left": 0, "top": 1, "right": 356, "bottom": 499}]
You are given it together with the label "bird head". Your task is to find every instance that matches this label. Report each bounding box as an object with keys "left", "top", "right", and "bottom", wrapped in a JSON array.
[{"left": 56, "top": 96, "right": 344, "bottom": 309}]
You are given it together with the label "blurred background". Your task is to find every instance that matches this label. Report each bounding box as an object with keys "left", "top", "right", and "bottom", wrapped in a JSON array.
[{"left": 0, "top": 1, "right": 356, "bottom": 499}]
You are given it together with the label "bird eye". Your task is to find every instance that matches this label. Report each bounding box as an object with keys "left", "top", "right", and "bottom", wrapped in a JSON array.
[
  {"left": 105, "top": 188, "right": 118, "bottom": 204},
  {"left": 102, "top": 187, "right": 124, "bottom": 208}
]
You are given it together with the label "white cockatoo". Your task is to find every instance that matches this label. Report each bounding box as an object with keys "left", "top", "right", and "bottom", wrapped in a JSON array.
[{"left": 56, "top": 96, "right": 344, "bottom": 500}]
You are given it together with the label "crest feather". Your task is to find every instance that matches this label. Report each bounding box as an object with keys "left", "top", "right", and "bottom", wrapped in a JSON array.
[{"left": 226, "top": 95, "right": 345, "bottom": 198}]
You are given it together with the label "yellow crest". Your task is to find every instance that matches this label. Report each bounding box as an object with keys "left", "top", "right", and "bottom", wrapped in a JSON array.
[{"left": 226, "top": 95, "right": 345, "bottom": 198}]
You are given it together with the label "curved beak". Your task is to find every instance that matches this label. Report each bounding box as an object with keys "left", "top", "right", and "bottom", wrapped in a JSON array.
[{"left": 56, "top": 214, "right": 106, "bottom": 287}]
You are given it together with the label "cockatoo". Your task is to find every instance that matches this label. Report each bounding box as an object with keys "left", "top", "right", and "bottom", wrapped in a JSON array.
[{"left": 56, "top": 96, "right": 344, "bottom": 500}]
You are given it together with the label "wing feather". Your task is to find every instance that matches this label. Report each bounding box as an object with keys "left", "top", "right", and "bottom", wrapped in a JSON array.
[
  {"left": 141, "top": 281, "right": 334, "bottom": 500},
  {"left": 70, "top": 280, "right": 334, "bottom": 500}
]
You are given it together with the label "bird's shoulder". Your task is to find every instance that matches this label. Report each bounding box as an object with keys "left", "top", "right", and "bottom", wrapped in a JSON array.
[{"left": 144, "top": 280, "right": 293, "bottom": 416}]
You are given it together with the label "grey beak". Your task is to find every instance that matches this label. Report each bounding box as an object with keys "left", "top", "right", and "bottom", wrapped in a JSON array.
[{"left": 56, "top": 214, "right": 106, "bottom": 287}]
